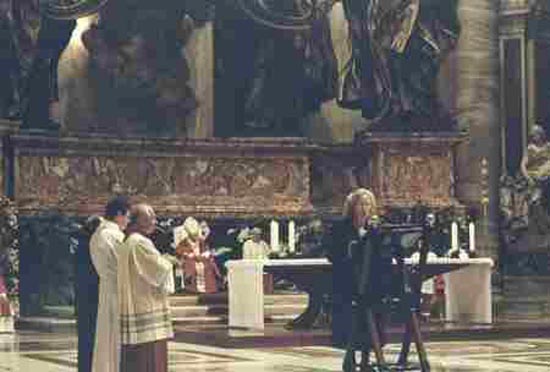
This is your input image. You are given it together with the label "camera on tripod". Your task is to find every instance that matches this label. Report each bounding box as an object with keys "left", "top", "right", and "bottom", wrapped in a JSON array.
[{"left": 340, "top": 214, "right": 436, "bottom": 372}]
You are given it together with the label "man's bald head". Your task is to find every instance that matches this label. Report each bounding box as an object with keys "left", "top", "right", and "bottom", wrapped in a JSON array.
[{"left": 129, "top": 203, "right": 157, "bottom": 235}]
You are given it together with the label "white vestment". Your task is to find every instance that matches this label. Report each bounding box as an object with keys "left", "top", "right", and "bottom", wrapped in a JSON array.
[
  {"left": 242, "top": 239, "right": 270, "bottom": 260},
  {"left": 119, "top": 233, "right": 174, "bottom": 346},
  {"left": 90, "top": 220, "right": 125, "bottom": 372}
]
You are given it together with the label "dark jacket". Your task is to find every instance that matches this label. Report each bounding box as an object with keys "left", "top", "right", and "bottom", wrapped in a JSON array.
[
  {"left": 76, "top": 216, "right": 101, "bottom": 372},
  {"left": 325, "top": 217, "right": 392, "bottom": 349}
]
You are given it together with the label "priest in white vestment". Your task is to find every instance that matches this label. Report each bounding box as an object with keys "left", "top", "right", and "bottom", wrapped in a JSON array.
[
  {"left": 89, "top": 196, "right": 131, "bottom": 372},
  {"left": 119, "top": 204, "right": 176, "bottom": 372}
]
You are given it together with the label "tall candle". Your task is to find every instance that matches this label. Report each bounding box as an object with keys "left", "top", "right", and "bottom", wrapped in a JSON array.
[
  {"left": 469, "top": 222, "right": 476, "bottom": 252},
  {"left": 451, "top": 221, "right": 459, "bottom": 251},
  {"left": 270, "top": 220, "right": 280, "bottom": 252},
  {"left": 288, "top": 220, "right": 296, "bottom": 253}
]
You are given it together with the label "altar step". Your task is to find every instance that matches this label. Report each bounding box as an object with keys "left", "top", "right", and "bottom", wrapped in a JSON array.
[{"left": 169, "top": 292, "right": 308, "bottom": 324}]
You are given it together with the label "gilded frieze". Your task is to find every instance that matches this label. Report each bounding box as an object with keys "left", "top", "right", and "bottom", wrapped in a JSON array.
[
  {"left": 15, "top": 155, "right": 310, "bottom": 216},
  {"left": 380, "top": 154, "right": 452, "bottom": 206}
]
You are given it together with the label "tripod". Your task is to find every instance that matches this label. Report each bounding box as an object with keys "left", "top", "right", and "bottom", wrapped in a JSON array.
[{"left": 342, "top": 221, "right": 432, "bottom": 372}]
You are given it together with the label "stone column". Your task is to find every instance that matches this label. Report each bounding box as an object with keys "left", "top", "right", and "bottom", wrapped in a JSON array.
[{"left": 453, "top": 0, "right": 500, "bottom": 259}]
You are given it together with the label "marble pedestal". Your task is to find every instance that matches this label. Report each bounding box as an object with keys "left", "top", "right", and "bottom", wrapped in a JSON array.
[{"left": 358, "top": 132, "right": 465, "bottom": 208}]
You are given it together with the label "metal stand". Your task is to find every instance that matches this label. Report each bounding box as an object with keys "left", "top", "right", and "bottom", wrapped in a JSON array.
[{"left": 342, "top": 220, "right": 433, "bottom": 372}]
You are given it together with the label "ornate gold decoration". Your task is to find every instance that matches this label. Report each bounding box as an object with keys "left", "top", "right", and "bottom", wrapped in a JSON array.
[
  {"left": 16, "top": 155, "right": 311, "bottom": 217},
  {"left": 361, "top": 133, "right": 463, "bottom": 209}
]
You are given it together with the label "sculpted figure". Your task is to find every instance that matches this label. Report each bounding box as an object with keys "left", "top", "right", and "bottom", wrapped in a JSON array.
[
  {"left": 339, "top": 0, "right": 460, "bottom": 130},
  {"left": 219, "top": 0, "right": 338, "bottom": 136},
  {"left": 521, "top": 125, "right": 550, "bottom": 233},
  {"left": 521, "top": 125, "right": 550, "bottom": 180},
  {"left": 80, "top": 0, "right": 203, "bottom": 136},
  {"left": 0, "top": 0, "right": 40, "bottom": 121},
  {"left": 0, "top": 0, "right": 93, "bottom": 128},
  {"left": 501, "top": 125, "right": 550, "bottom": 245}
]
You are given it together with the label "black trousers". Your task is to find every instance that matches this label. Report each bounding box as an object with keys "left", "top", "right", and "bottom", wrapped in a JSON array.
[{"left": 76, "top": 234, "right": 99, "bottom": 372}]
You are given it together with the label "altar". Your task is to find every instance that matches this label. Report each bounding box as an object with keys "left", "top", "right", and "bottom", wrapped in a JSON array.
[
  {"left": 0, "top": 0, "right": 500, "bottom": 328},
  {"left": 227, "top": 257, "right": 494, "bottom": 330}
]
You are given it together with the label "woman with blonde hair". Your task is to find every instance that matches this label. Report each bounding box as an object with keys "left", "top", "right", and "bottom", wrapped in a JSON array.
[
  {"left": 326, "top": 187, "right": 388, "bottom": 370},
  {"left": 342, "top": 188, "right": 378, "bottom": 230}
]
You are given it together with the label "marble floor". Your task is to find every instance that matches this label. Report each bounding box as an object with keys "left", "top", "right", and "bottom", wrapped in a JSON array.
[{"left": 1, "top": 331, "right": 550, "bottom": 371}]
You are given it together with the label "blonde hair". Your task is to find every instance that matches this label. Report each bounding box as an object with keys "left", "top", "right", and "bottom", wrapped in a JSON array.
[{"left": 342, "top": 188, "right": 378, "bottom": 218}]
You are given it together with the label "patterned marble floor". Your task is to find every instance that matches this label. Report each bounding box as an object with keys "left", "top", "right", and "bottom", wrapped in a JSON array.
[{"left": 1, "top": 331, "right": 550, "bottom": 371}]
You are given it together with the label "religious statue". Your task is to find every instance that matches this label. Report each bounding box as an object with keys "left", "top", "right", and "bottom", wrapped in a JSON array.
[
  {"left": 79, "top": 0, "right": 204, "bottom": 136},
  {"left": 522, "top": 125, "right": 550, "bottom": 233},
  {"left": 521, "top": 125, "right": 550, "bottom": 180},
  {"left": 0, "top": 0, "right": 20, "bottom": 120},
  {"left": 218, "top": 0, "right": 338, "bottom": 136},
  {"left": 338, "top": 0, "right": 460, "bottom": 131},
  {"left": 0, "top": 0, "right": 40, "bottom": 122},
  {"left": 246, "top": 14, "right": 338, "bottom": 135},
  {"left": 0, "top": 0, "right": 98, "bottom": 128},
  {"left": 500, "top": 125, "right": 550, "bottom": 250}
]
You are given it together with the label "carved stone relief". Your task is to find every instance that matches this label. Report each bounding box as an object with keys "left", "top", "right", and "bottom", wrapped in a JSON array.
[
  {"left": 15, "top": 155, "right": 311, "bottom": 216},
  {"left": 362, "top": 136, "right": 460, "bottom": 208},
  {"left": 381, "top": 153, "right": 452, "bottom": 205}
]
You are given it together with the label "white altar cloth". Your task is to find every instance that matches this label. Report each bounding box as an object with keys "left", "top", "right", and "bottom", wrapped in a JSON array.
[{"left": 227, "top": 257, "right": 494, "bottom": 330}]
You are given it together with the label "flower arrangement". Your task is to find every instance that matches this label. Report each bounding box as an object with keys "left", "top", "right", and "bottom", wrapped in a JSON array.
[{"left": 0, "top": 197, "right": 19, "bottom": 316}]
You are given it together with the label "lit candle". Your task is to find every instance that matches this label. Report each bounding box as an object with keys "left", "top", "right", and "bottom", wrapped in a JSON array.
[
  {"left": 288, "top": 220, "right": 295, "bottom": 253},
  {"left": 451, "top": 221, "right": 459, "bottom": 251},
  {"left": 270, "top": 220, "right": 280, "bottom": 252},
  {"left": 469, "top": 222, "right": 476, "bottom": 252}
]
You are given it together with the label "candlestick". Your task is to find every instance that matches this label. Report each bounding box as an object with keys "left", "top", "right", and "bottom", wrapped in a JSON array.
[
  {"left": 469, "top": 222, "right": 476, "bottom": 252},
  {"left": 288, "top": 220, "right": 295, "bottom": 253},
  {"left": 270, "top": 220, "right": 280, "bottom": 252},
  {"left": 451, "top": 221, "right": 459, "bottom": 251}
]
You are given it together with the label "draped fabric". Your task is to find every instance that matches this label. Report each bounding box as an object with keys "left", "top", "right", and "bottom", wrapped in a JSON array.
[
  {"left": 118, "top": 232, "right": 174, "bottom": 346},
  {"left": 89, "top": 220, "right": 125, "bottom": 372},
  {"left": 0, "top": 0, "right": 40, "bottom": 120},
  {"left": 243, "top": 15, "right": 338, "bottom": 134},
  {"left": 339, "top": 0, "right": 459, "bottom": 127},
  {"left": 41, "top": 0, "right": 109, "bottom": 20},
  {"left": 81, "top": 0, "right": 198, "bottom": 136},
  {"left": 182, "top": 255, "right": 220, "bottom": 294},
  {"left": 7, "top": 0, "right": 76, "bottom": 128},
  {"left": 219, "top": 0, "right": 338, "bottom": 136}
]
